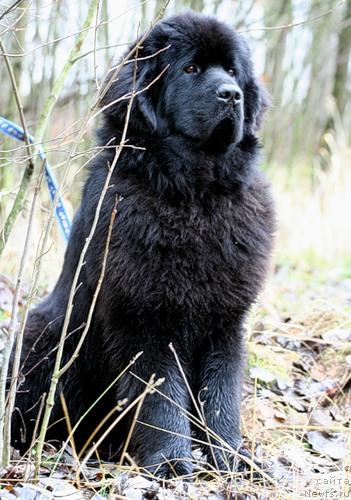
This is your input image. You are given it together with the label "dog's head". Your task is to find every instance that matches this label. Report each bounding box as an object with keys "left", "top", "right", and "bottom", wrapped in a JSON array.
[{"left": 100, "top": 12, "right": 269, "bottom": 152}]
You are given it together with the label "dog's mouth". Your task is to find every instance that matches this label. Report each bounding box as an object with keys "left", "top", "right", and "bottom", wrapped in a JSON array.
[{"left": 203, "top": 115, "right": 242, "bottom": 154}]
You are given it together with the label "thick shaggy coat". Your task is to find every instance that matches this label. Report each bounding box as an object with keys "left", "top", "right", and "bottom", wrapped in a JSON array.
[{"left": 11, "top": 12, "right": 275, "bottom": 476}]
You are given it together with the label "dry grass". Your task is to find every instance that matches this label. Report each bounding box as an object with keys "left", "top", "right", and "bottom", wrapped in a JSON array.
[{"left": 269, "top": 124, "right": 351, "bottom": 273}]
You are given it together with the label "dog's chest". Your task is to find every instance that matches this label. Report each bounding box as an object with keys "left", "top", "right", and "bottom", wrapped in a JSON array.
[
  {"left": 109, "top": 192, "right": 270, "bottom": 314},
  {"left": 152, "top": 202, "right": 251, "bottom": 294},
  {"left": 155, "top": 202, "right": 239, "bottom": 259}
]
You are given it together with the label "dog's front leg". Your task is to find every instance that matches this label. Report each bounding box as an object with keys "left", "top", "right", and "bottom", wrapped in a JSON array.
[
  {"left": 194, "top": 331, "right": 245, "bottom": 472},
  {"left": 117, "top": 343, "right": 193, "bottom": 478}
]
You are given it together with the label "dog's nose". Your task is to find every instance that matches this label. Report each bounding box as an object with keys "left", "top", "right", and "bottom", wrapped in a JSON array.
[{"left": 216, "top": 84, "right": 242, "bottom": 104}]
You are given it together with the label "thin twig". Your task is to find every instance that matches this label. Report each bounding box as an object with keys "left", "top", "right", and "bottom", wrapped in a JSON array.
[
  {"left": 0, "top": 0, "right": 24, "bottom": 22},
  {"left": 0, "top": 2, "right": 28, "bottom": 43},
  {"left": 89, "top": 62, "right": 169, "bottom": 125},
  {"left": 78, "top": 403, "right": 127, "bottom": 460},
  {"left": 59, "top": 391, "right": 79, "bottom": 486},
  {"left": 1, "top": 164, "right": 45, "bottom": 466},
  {"left": 70, "top": 42, "right": 131, "bottom": 64},
  {"left": 25, "top": 392, "right": 45, "bottom": 479},
  {"left": 57, "top": 352, "right": 142, "bottom": 462},
  {"left": 119, "top": 374, "right": 155, "bottom": 466},
  {"left": 168, "top": 343, "right": 219, "bottom": 468},
  {"left": 80, "top": 377, "right": 164, "bottom": 468},
  {"left": 58, "top": 195, "right": 120, "bottom": 377},
  {"left": 238, "top": 1, "right": 344, "bottom": 33},
  {"left": 93, "top": 0, "right": 101, "bottom": 92},
  {"left": 0, "top": 1, "right": 147, "bottom": 57}
]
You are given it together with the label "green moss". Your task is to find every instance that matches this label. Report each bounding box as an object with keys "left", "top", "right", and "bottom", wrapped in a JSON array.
[{"left": 247, "top": 342, "right": 300, "bottom": 380}]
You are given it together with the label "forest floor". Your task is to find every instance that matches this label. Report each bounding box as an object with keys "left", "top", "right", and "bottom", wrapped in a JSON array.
[{"left": 0, "top": 263, "right": 350, "bottom": 499}]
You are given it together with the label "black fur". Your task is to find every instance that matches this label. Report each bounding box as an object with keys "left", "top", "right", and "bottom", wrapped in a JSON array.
[{"left": 10, "top": 12, "right": 275, "bottom": 477}]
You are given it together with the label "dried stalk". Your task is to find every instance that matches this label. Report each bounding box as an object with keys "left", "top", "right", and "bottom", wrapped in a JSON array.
[
  {"left": 1, "top": 165, "right": 45, "bottom": 466},
  {"left": 119, "top": 375, "right": 156, "bottom": 466},
  {"left": 80, "top": 377, "right": 165, "bottom": 468},
  {"left": 57, "top": 195, "right": 120, "bottom": 377},
  {"left": 168, "top": 342, "right": 219, "bottom": 468}
]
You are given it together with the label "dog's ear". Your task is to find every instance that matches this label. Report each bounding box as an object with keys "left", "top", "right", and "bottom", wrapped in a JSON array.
[
  {"left": 244, "top": 77, "right": 270, "bottom": 135},
  {"left": 135, "top": 61, "right": 158, "bottom": 132},
  {"left": 99, "top": 52, "right": 159, "bottom": 133}
]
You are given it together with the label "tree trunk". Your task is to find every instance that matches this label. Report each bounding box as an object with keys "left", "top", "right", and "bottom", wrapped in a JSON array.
[{"left": 331, "top": 0, "right": 351, "bottom": 117}]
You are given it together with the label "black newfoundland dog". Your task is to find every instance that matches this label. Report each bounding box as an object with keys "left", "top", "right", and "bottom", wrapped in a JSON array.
[{"left": 11, "top": 12, "right": 275, "bottom": 476}]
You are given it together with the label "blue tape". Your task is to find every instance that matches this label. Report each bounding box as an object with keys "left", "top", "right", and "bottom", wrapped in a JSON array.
[{"left": 0, "top": 116, "right": 71, "bottom": 242}]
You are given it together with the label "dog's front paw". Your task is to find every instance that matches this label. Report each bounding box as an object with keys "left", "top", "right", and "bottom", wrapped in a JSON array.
[
  {"left": 140, "top": 450, "right": 194, "bottom": 479},
  {"left": 207, "top": 446, "right": 270, "bottom": 479},
  {"left": 207, "top": 444, "right": 267, "bottom": 477}
]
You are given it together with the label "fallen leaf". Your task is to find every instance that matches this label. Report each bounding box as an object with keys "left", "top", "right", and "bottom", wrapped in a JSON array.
[
  {"left": 274, "top": 409, "right": 287, "bottom": 422},
  {"left": 307, "top": 431, "right": 348, "bottom": 460},
  {"left": 280, "top": 443, "right": 310, "bottom": 470},
  {"left": 309, "top": 408, "right": 334, "bottom": 427},
  {"left": 283, "top": 391, "right": 306, "bottom": 412},
  {"left": 322, "top": 329, "right": 351, "bottom": 343}
]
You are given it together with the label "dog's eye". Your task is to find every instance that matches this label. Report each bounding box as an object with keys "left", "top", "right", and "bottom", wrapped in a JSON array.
[
  {"left": 184, "top": 64, "right": 199, "bottom": 74},
  {"left": 228, "top": 68, "right": 236, "bottom": 77}
]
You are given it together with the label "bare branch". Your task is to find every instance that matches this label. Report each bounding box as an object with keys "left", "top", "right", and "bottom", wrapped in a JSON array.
[
  {"left": 0, "top": 0, "right": 24, "bottom": 22},
  {"left": 0, "top": 38, "right": 34, "bottom": 256}
]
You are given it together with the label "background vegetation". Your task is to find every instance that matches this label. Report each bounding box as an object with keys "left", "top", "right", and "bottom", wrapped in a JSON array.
[{"left": 1, "top": 0, "right": 350, "bottom": 280}]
